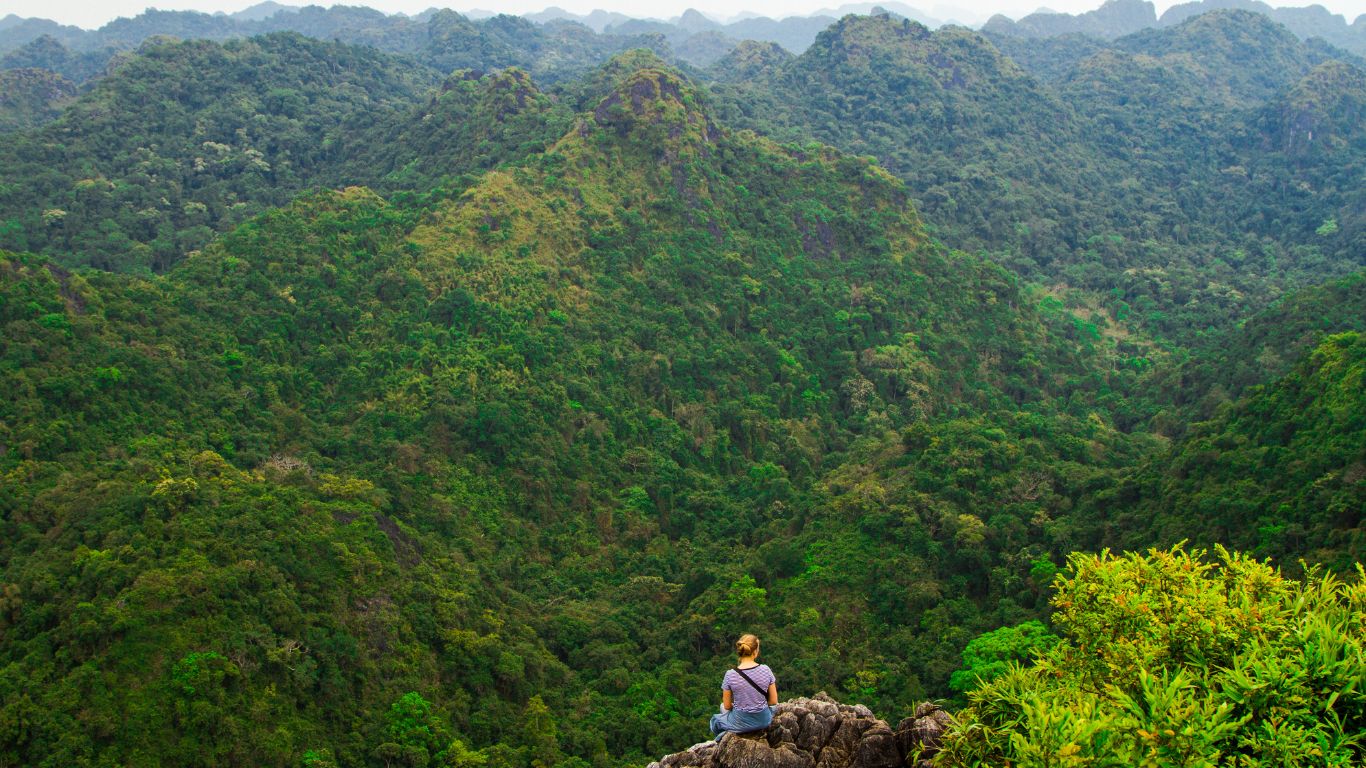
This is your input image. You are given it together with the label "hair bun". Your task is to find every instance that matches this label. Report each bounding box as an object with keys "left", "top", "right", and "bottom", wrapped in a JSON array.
[{"left": 736, "top": 633, "right": 759, "bottom": 657}]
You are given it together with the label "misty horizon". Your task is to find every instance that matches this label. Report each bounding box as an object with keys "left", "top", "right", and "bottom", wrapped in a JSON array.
[{"left": 5, "top": 0, "right": 1363, "bottom": 34}]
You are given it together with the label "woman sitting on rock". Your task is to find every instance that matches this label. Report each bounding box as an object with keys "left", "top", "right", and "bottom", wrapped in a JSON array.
[{"left": 709, "top": 633, "right": 778, "bottom": 739}]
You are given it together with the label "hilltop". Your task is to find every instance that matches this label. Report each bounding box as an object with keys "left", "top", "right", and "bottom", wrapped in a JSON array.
[
  {"left": 4, "top": 0, "right": 1363, "bottom": 83},
  {"left": 0, "top": 4, "right": 1363, "bottom": 767},
  {"left": 0, "top": 33, "right": 441, "bottom": 271},
  {"left": 3, "top": 5, "right": 1361, "bottom": 331},
  {"left": 985, "top": 0, "right": 1366, "bottom": 54},
  {"left": 0, "top": 53, "right": 1150, "bottom": 766},
  {"left": 710, "top": 9, "right": 1364, "bottom": 346}
]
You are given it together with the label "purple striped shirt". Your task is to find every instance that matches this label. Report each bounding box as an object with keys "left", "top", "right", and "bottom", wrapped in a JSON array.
[{"left": 723, "top": 664, "right": 775, "bottom": 712}]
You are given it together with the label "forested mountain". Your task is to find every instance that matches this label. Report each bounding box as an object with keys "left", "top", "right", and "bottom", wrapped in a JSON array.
[
  {"left": 0, "top": 34, "right": 442, "bottom": 272},
  {"left": 0, "top": 4, "right": 828, "bottom": 78},
  {"left": 709, "top": 10, "right": 1364, "bottom": 347},
  {"left": 0, "top": 13, "right": 86, "bottom": 52},
  {"left": 1147, "top": 272, "right": 1366, "bottom": 428},
  {"left": 1160, "top": 0, "right": 1366, "bottom": 54},
  {"left": 0, "top": 53, "right": 1160, "bottom": 765},
  {"left": 985, "top": 0, "right": 1366, "bottom": 55},
  {"left": 0, "top": 2, "right": 1363, "bottom": 767},
  {"left": 1109, "top": 331, "right": 1365, "bottom": 569},
  {"left": 982, "top": 0, "right": 1158, "bottom": 40},
  {"left": 0, "top": 34, "right": 116, "bottom": 84},
  {"left": 341, "top": 67, "right": 575, "bottom": 193},
  {"left": 0, "top": 6, "right": 677, "bottom": 88},
  {"left": 0, "top": 67, "right": 75, "bottom": 131},
  {"left": 5, "top": 0, "right": 1361, "bottom": 73}
]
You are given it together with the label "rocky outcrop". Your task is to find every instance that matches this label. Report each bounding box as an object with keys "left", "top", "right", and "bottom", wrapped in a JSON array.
[{"left": 647, "top": 694, "right": 953, "bottom": 768}]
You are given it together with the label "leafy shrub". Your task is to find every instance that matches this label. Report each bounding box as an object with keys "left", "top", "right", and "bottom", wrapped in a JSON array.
[{"left": 940, "top": 546, "right": 1365, "bottom": 766}]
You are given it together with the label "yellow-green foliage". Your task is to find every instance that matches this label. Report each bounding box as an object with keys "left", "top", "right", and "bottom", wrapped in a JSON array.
[
  {"left": 409, "top": 62, "right": 925, "bottom": 312},
  {"left": 939, "top": 546, "right": 1366, "bottom": 766},
  {"left": 0, "top": 55, "right": 1141, "bottom": 767},
  {"left": 3, "top": 45, "right": 1363, "bottom": 768}
]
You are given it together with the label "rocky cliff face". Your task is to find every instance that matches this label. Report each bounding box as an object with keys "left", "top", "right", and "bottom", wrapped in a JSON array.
[{"left": 647, "top": 694, "right": 953, "bottom": 768}]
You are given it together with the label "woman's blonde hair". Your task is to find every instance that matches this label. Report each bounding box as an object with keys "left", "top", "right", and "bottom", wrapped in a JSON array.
[{"left": 736, "top": 634, "right": 760, "bottom": 658}]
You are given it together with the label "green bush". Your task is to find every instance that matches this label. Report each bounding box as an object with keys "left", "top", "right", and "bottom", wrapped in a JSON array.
[{"left": 939, "top": 546, "right": 1366, "bottom": 766}]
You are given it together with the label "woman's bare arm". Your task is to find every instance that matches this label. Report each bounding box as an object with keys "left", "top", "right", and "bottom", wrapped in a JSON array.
[
  {"left": 767, "top": 683, "right": 778, "bottom": 706},
  {"left": 722, "top": 688, "right": 733, "bottom": 711}
]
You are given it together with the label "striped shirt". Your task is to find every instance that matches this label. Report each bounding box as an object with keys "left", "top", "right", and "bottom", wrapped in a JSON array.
[{"left": 722, "top": 664, "right": 775, "bottom": 713}]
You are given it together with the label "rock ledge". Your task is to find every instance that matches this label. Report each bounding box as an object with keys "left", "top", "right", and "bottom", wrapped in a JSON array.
[{"left": 647, "top": 693, "right": 952, "bottom": 768}]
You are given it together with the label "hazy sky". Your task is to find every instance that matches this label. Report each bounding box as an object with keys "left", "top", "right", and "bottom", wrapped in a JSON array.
[{"left": 7, "top": 0, "right": 1364, "bottom": 31}]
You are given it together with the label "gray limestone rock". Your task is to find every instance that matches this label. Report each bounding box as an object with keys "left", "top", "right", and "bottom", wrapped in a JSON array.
[
  {"left": 716, "top": 732, "right": 815, "bottom": 768},
  {"left": 651, "top": 694, "right": 952, "bottom": 768},
  {"left": 894, "top": 702, "right": 953, "bottom": 763},
  {"left": 850, "top": 722, "right": 900, "bottom": 768}
]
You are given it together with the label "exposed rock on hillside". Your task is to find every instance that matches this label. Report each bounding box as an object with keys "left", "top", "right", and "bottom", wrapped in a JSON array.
[{"left": 647, "top": 694, "right": 952, "bottom": 768}]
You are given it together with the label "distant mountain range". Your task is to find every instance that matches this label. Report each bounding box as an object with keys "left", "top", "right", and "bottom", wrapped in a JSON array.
[
  {"left": 1, "top": 1, "right": 1364, "bottom": 764},
  {"left": 984, "top": 0, "right": 1364, "bottom": 54},
  {"left": 2, "top": 0, "right": 1362, "bottom": 63}
]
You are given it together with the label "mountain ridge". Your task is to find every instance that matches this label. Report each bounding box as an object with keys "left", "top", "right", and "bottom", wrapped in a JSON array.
[
  {"left": 0, "top": 50, "right": 1156, "bottom": 765},
  {"left": 0, "top": 6, "right": 1363, "bottom": 768},
  {"left": 987, "top": 0, "right": 1366, "bottom": 53},
  {"left": 5, "top": 0, "right": 1363, "bottom": 70}
]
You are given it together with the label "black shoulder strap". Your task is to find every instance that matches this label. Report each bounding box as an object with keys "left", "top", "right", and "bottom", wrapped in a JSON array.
[{"left": 732, "top": 667, "right": 768, "bottom": 696}]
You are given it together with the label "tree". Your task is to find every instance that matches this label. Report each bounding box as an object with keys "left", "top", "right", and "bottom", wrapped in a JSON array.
[{"left": 376, "top": 692, "right": 450, "bottom": 768}]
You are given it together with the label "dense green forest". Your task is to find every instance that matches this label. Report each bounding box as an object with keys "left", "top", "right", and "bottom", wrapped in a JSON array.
[
  {"left": 0, "top": 67, "right": 74, "bottom": 131},
  {"left": 0, "top": 2, "right": 1362, "bottom": 766},
  {"left": 707, "top": 10, "right": 1364, "bottom": 347},
  {"left": 0, "top": 34, "right": 443, "bottom": 271}
]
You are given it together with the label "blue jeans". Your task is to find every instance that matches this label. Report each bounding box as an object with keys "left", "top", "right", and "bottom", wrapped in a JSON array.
[{"left": 709, "top": 704, "right": 773, "bottom": 737}]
